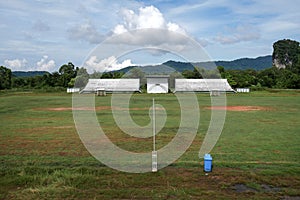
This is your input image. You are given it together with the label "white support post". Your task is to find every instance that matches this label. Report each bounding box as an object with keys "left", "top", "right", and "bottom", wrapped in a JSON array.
[{"left": 152, "top": 98, "right": 157, "bottom": 172}]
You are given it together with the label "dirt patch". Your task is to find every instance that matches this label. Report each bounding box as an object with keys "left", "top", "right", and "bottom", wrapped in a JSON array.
[
  {"left": 233, "top": 184, "right": 258, "bottom": 193},
  {"left": 205, "top": 106, "right": 272, "bottom": 111},
  {"left": 36, "top": 107, "right": 96, "bottom": 111},
  {"left": 233, "top": 183, "right": 281, "bottom": 193},
  {"left": 261, "top": 184, "right": 281, "bottom": 193},
  {"left": 35, "top": 106, "right": 163, "bottom": 111},
  {"left": 37, "top": 106, "right": 272, "bottom": 112}
]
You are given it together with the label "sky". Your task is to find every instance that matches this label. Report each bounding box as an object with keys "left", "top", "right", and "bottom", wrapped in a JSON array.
[{"left": 0, "top": 0, "right": 299, "bottom": 72}]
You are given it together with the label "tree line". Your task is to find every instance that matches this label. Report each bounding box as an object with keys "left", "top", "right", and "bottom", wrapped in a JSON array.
[
  {"left": 0, "top": 62, "right": 78, "bottom": 90},
  {"left": 1, "top": 39, "right": 299, "bottom": 90},
  {"left": 1, "top": 63, "right": 299, "bottom": 91}
]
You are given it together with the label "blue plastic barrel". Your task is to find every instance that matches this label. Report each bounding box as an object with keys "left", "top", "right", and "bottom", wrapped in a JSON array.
[{"left": 204, "top": 154, "right": 213, "bottom": 172}]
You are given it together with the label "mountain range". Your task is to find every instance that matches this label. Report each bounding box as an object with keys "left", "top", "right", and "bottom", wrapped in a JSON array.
[
  {"left": 12, "top": 71, "right": 49, "bottom": 77},
  {"left": 115, "top": 55, "right": 272, "bottom": 74},
  {"left": 12, "top": 55, "right": 272, "bottom": 77}
]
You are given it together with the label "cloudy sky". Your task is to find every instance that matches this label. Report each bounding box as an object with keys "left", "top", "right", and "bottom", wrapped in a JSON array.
[{"left": 0, "top": 0, "right": 299, "bottom": 72}]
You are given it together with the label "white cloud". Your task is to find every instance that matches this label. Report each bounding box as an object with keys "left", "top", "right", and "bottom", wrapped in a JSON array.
[
  {"left": 113, "top": 24, "right": 128, "bottom": 35},
  {"left": 214, "top": 25, "right": 260, "bottom": 45},
  {"left": 136, "top": 6, "right": 164, "bottom": 29},
  {"left": 167, "top": 22, "right": 186, "bottom": 35},
  {"left": 113, "top": 5, "right": 186, "bottom": 35},
  {"left": 84, "top": 56, "right": 134, "bottom": 72},
  {"left": 3, "top": 56, "right": 56, "bottom": 71},
  {"left": 67, "top": 20, "right": 103, "bottom": 44},
  {"left": 110, "top": 5, "right": 188, "bottom": 48},
  {"left": 36, "top": 55, "right": 56, "bottom": 71},
  {"left": 4, "top": 58, "right": 28, "bottom": 70}
]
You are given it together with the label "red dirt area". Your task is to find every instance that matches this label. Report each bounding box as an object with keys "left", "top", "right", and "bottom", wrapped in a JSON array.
[
  {"left": 35, "top": 106, "right": 105, "bottom": 111},
  {"left": 205, "top": 106, "right": 271, "bottom": 111},
  {"left": 36, "top": 106, "right": 163, "bottom": 111},
  {"left": 37, "top": 106, "right": 111, "bottom": 111}
]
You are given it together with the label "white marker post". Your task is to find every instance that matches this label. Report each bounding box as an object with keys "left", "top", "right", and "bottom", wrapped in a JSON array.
[{"left": 152, "top": 98, "right": 157, "bottom": 172}]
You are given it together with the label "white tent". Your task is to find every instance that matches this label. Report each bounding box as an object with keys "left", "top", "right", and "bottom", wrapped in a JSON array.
[
  {"left": 174, "top": 79, "right": 235, "bottom": 92},
  {"left": 80, "top": 79, "right": 140, "bottom": 93},
  {"left": 146, "top": 75, "right": 169, "bottom": 93}
]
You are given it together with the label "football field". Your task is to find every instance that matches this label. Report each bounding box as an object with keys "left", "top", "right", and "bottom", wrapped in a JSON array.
[{"left": 0, "top": 91, "right": 299, "bottom": 199}]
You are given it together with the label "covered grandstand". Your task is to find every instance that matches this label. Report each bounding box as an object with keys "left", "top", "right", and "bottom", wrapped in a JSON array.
[
  {"left": 174, "top": 79, "right": 235, "bottom": 93},
  {"left": 80, "top": 79, "right": 140, "bottom": 93}
]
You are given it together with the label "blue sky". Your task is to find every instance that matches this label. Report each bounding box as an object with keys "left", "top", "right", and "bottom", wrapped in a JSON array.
[{"left": 0, "top": 0, "right": 299, "bottom": 72}]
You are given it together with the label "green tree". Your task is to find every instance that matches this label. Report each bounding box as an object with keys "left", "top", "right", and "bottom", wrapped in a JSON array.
[
  {"left": 124, "top": 67, "right": 145, "bottom": 82},
  {"left": 101, "top": 71, "right": 125, "bottom": 79},
  {"left": 0, "top": 66, "right": 12, "bottom": 89},
  {"left": 223, "top": 71, "right": 237, "bottom": 87},
  {"left": 181, "top": 69, "right": 195, "bottom": 78},
  {"left": 74, "top": 67, "right": 89, "bottom": 88},
  {"left": 257, "top": 67, "right": 280, "bottom": 88},
  {"left": 51, "top": 72, "right": 62, "bottom": 87},
  {"left": 59, "top": 62, "right": 77, "bottom": 87},
  {"left": 182, "top": 67, "right": 204, "bottom": 79},
  {"left": 217, "top": 66, "right": 225, "bottom": 74},
  {"left": 12, "top": 77, "right": 26, "bottom": 88},
  {"left": 169, "top": 71, "right": 182, "bottom": 88},
  {"left": 192, "top": 67, "right": 203, "bottom": 78},
  {"left": 101, "top": 72, "right": 113, "bottom": 78}
]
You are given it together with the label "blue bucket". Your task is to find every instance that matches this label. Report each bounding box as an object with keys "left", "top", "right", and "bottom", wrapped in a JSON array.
[{"left": 204, "top": 154, "right": 213, "bottom": 172}]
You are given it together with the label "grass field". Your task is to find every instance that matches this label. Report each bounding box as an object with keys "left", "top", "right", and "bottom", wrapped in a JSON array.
[{"left": 0, "top": 90, "right": 300, "bottom": 199}]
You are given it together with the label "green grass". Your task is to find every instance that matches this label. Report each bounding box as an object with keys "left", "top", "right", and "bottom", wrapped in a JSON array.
[{"left": 0, "top": 90, "right": 300, "bottom": 199}]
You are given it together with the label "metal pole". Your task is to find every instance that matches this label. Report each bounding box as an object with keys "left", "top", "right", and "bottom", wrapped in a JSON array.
[
  {"left": 152, "top": 98, "right": 157, "bottom": 172},
  {"left": 153, "top": 98, "right": 155, "bottom": 151}
]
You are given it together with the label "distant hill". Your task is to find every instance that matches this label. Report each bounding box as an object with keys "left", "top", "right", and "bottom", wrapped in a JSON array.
[
  {"left": 164, "top": 55, "right": 272, "bottom": 71},
  {"left": 11, "top": 55, "right": 273, "bottom": 77},
  {"left": 215, "top": 55, "right": 272, "bottom": 70},
  {"left": 115, "top": 55, "right": 272, "bottom": 74},
  {"left": 12, "top": 71, "right": 49, "bottom": 77},
  {"left": 272, "top": 39, "right": 300, "bottom": 69},
  {"left": 117, "top": 64, "right": 178, "bottom": 74}
]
